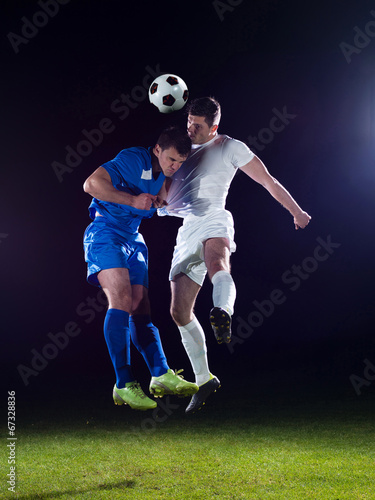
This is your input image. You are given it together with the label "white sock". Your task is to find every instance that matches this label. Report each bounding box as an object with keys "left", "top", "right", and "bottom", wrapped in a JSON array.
[
  {"left": 211, "top": 270, "right": 236, "bottom": 316},
  {"left": 178, "top": 317, "right": 211, "bottom": 386}
]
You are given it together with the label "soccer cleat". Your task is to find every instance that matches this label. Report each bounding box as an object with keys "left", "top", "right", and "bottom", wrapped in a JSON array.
[
  {"left": 210, "top": 307, "right": 232, "bottom": 344},
  {"left": 185, "top": 375, "right": 221, "bottom": 414},
  {"left": 149, "top": 369, "right": 199, "bottom": 398},
  {"left": 113, "top": 382, "right": 157, "bottom": 411}
]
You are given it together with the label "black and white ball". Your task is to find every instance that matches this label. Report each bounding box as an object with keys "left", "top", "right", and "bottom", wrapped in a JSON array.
[{"left": 148, "top": 74, "right": 189, "bottom": 113}]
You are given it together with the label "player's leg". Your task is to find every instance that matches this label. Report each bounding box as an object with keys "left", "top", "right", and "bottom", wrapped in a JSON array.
[
  {"left": 204, "top": 236, "right": 235, "bottom": 313},
  {"left": 127, "top": 249, "right": 198, "bottom": 398},
  {"left": 129, "top": 284, "right": 169, "bottom": 378},
  {"left": 84, "top": 220, "right": 156, "bottom": 409},
  {"left": 170, "top": 272, "right": 208, "bottom": 382},
  {"left": 171, "top": 272, "right": 221, "bottom": 413},
  {"left": 98, "top": 268, "right": 156, "bottom": 410},
  {"left": 204, "top": 237, "right": 236, "bottom": 344},
  {"left": 167, "top": 221, "right": 223, "bottom": 412},
  {"left": 98, "top": 267, "right": 133, "bottom": 387}
]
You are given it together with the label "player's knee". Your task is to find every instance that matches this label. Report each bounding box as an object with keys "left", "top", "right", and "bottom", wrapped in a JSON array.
[
  {"left": 106, "top": 289, "right": 132, "bottom": 312},
  {"left": 208, "top": 260, "right": 229, "bottom": 280},
  {"left": 170, "top": 302, "right": 188, "bottom": 326},
  {"left": 132, "top": 296, "right": 150, "bottom": 315},
  {"left": 170, "top": 303, "right": 179, "bottom": 323}
]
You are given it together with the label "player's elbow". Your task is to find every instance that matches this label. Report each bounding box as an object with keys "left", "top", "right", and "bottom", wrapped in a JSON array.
[
  {"left": 83, "top": 177, "right": 96, "bottom": 196},
  {"left": 84, "top": 168, "right": 110, "bottom": 196},
  {"left": 83, "top": 178, "right": 91, "bottom": 194}
]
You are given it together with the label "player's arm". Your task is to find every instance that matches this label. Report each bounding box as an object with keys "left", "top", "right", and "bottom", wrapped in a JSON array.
[
  {"left": 83, "top": 167, "right": 156, "bottom": 210},
  {"left": 239, "top": 156, "right": 311, "bottom": 230}
]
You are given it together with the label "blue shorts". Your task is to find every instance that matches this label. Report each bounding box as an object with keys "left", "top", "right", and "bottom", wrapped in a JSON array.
[{"left": 83, "top": 217, "right": 148, "bottom": 288}]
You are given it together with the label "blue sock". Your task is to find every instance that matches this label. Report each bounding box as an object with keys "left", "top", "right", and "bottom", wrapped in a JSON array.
[
  {"left": 103, "top": 308, "right": 133, "bottom": 388},
  {"left": 129, "top": 315, "right": 169, "bottom": 377}
]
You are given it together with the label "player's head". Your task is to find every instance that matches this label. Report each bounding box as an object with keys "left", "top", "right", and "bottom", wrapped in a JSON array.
[
  {"left": 153, "top": 126, "right": 191, "bottom": 177},
  {"left": 186, "top": 97, "right": 221, "bottom": 145}
]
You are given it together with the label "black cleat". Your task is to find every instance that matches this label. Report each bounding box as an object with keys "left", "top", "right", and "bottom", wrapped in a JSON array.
[
  {"left": 210, "top": 307, "right": 232, "bottom": 344},
  {"left": 185, "top": 376, "right": 221, "bottom": 414}
]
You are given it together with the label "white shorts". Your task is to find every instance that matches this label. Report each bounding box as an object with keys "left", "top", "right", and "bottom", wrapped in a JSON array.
[{"left": 169, "top": 210, "right": 236, "bottom": 286}]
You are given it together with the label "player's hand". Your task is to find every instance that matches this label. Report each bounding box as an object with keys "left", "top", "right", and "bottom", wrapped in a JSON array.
[
  {"left": 133, "top": 193, "right": 157, "bottom": 210},
  {"left": 152, "top": 195, "right": 168, "bottom": 209},
  {"left": 294, "top": 211, "right": 311, "bottom": 230}
]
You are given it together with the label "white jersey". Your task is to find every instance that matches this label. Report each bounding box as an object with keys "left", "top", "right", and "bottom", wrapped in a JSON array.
[{"left": 158, "top": 134, "right": 254, "bottom": 218}]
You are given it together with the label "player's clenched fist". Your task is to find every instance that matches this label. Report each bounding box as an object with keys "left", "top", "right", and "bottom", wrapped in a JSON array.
[
  {"left": 152, "top": 195, "right": 168, "bottom": 209},
  {"left": 294, "top": 211, "right": 311, "bottom": 230},
  {"left": 132, "top": 193, "right": 157, "bottom": 210}
]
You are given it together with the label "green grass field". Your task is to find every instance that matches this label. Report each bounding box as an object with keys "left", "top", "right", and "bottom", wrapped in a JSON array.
[{"left": 4, "top": 370, "right": 375, "bottom": 500}]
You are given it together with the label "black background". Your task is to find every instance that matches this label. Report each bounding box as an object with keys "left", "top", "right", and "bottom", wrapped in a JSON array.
[{"left": 2, "top": 0, "right": 375, "bottom": 406}]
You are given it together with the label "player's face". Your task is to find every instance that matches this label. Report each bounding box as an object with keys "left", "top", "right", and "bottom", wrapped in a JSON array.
[
  {"left": 187, "top": 115, "right": 217, "bottom": 145},
  {"left": 154, "top": 146, "right": 187, "bottom": 177}
]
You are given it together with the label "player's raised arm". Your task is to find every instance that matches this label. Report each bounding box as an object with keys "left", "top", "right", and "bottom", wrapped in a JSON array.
[
  {"left": 239, "top": 156, "right": 311, "bottom": 230},
  {"left": 83, "top": 166, "right": 156, "bottom": 210}
]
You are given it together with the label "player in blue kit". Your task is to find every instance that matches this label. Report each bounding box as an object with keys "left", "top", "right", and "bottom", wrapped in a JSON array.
[{"left": 83, "top": 127, "right": 198, "bottom": 411}]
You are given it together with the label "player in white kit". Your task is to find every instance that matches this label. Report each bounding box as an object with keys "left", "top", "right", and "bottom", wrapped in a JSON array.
[{"left": 158, "top": 97, "right": 311, "bottom": 413}]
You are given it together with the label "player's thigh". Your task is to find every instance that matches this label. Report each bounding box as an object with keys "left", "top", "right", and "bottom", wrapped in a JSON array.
[
  {"left": 98, "top": 267, "right": 132, "bottom": 311},
  {"left": 170, "top": 273, "right": 201, "bottom": 313},
  {"left": 131, "top": 284, "right": 151, "bottom": 315},
  {"left": 203, "top": 237, "right": 231, "bottom": 278}
]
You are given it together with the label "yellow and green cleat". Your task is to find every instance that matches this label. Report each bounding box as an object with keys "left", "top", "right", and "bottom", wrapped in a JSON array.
[
  {"left": 113, "top": 382, "right": 157, "bottom": 411},
  {"left": 150, "top": 369, "right": 199, "bottom": 398}
]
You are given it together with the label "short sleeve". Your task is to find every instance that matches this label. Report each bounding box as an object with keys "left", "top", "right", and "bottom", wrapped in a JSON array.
[
  {"left": 101, "top": 149, "right": 144, "bottom": 187},
  {"left": 223, "top": 138, "right": 255, "bottom": 169}
]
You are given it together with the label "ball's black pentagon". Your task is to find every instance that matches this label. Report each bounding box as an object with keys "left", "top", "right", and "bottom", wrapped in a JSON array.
[
  {"left": 166, "top": 76, "right": 179, "bottom": 86},
  {"left": 183, "top": 90, "right": 189, "bottom": 102},
  {"left": 150, "top": 83, "right": 158, "bottom": 94},
  {"left": 163, "top": 94, "right": 176, "bottom": 106}
]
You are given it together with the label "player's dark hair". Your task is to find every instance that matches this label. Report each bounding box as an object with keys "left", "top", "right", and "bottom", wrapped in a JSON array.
[
  {"left": 156, "top": 126, "right": 191, "bottom": 157},
  {"left": 186, "top": 97, "right": 221, "bottom": 128}
]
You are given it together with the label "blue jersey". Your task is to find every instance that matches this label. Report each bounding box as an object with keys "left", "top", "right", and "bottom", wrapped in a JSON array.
[{"left": 89, "top": 147, "right": 165, "bottom": 234}]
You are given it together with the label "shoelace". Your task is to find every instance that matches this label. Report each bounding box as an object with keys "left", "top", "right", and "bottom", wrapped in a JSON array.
[
  {"left": 128, "top": 382, "right": 147, "bottom": 398},
  {"left": 174, "top": 369, "right": 185, "bottom": 380}
]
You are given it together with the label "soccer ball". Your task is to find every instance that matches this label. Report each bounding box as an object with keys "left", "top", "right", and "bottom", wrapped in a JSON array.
[{"left": 149, "top": 74, "right": 189, "bottom": 113}]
